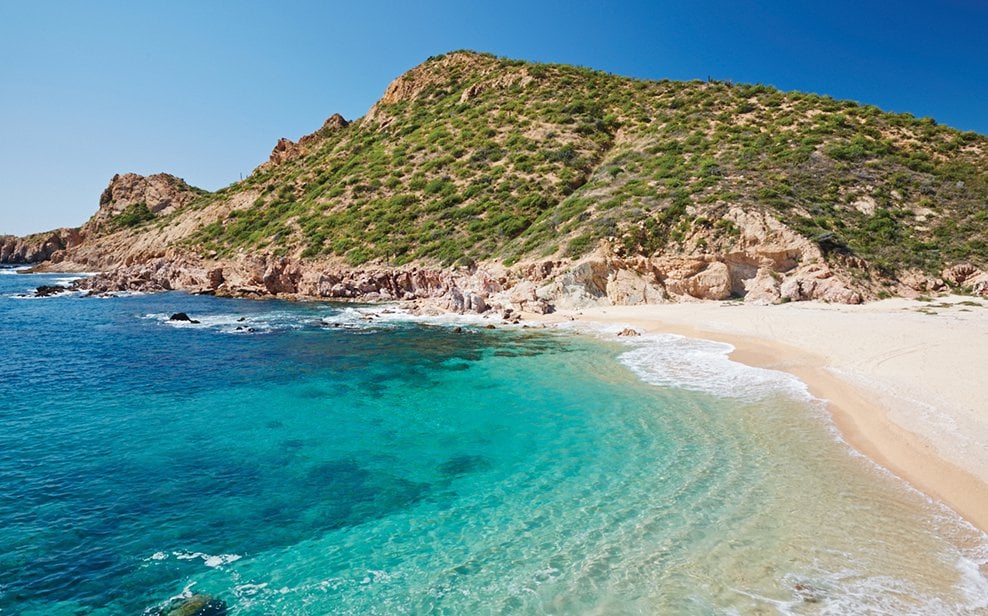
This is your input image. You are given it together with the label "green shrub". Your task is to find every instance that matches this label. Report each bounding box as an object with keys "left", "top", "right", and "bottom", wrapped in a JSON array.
[
  {"left": 565, "top": 233, "right": 594, "bottom": 257},
  {"left": 111, "top": 202, "right": 155, "bottom": 228}
]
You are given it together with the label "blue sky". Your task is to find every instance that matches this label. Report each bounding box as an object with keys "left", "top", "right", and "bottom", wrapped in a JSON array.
[{"left": 1, "top": 0, "right": 986, "bottom": 235}]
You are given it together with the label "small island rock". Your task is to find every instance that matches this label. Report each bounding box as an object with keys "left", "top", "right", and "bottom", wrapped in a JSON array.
[{"left": 169, "top": 312, "right": 201, "bottom": 324}]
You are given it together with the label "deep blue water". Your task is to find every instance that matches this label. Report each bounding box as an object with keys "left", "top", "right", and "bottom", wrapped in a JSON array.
[{"left": 1, "top": 266, "right": 985, "bottom": 615}]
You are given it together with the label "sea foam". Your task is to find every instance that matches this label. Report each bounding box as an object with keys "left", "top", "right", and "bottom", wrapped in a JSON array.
[
  {"left": 0, "top": 266, "right": 31, "bottom": 275},
  {"left": 557, "top": 321, "right": 811, "bottom": 402}
]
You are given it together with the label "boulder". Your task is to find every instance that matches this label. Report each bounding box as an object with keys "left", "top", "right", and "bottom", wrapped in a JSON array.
[
  {"left": 168, "top": 312, "right": 200, "bottom": 324},
  {"left": 34, "top": 285, "right": 67, "bottom": 297},
  {"left": 667, "top": 260, "right": 732, "bottom": 300},
  {"left": 742, "top": 268, "right": 782, "bottom": 304},
  {"left": 448, "top": 287, "right": 465, "bottom": 312},
  {"left": 779, "top": 266, "right": 862, "bottom": 304},
  {"left": 464, "top": 291, "right": 488, "bottom": 313}
]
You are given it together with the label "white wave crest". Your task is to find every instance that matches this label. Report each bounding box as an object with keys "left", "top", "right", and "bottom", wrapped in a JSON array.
[
  {"left": 173, "top": 550, "right": 242, "bottom": 568},
  {"left": 143, "top": 303, "right": 508, "bottom": 335},
  {"left": 144, "top": 310, "right": 311, "bottom": 334},
  {"left": 618, "top": 332, "right": 812, "bottom": 401},
  {"left": 8, "top": 288, "right": 84, "bottom": 300},
  {"left": 0, "top": 266, "right": 32, "bottom": 275},
  {"left": 731, "top": 564, "right": 988, "bottom": 615},
  {"left": 52, "top": 274, "right": 93, "bottom": 286},
  {"left": 143, "top": 550, "right": 242, "bottom": 568},
  {"left": 319, "top": 305, "right": 497, "bottom": 330},
  {"left": 555, "top": 321, "right": 810, "bottom": 401}
]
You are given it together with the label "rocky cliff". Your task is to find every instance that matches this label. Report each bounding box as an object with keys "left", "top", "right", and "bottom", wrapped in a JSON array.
[
  {"left": 3, "top": 172, "right": 208, "bottom": 271},
  {"left": 85, "top": 173, "right": 204, "bottom": 233},
  {"left": 8, "top": 51, "right": 988, "bottom": 311},
  {"left": 257, "top": 113, "right": 350, "bottom": 171},
  {"left": 0, "top": 228, "right": 81, "bottom": 264}
]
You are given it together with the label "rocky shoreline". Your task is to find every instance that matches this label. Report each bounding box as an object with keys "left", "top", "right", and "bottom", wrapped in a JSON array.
[
  {"left": 12, "top": 235, "right": 988, "bottom": 317},
  {"left": 51, "top": 250, "right": 984, "bottom": 312},
  {"left": 8, "top": 169, "right": 988, "bottom": 311},
  {"left": 13, "top": 233, "right": 986, "bottom": 315}
]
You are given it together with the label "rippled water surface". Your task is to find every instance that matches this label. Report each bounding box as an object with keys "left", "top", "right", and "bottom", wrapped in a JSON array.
[{"left": 1, "top": 267, "right": 986, "bottom": 614}]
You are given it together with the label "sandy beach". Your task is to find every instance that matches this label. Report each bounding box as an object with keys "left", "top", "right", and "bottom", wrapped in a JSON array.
[{"left": 544, "top": 296, "right": 988, "bottom": 534}]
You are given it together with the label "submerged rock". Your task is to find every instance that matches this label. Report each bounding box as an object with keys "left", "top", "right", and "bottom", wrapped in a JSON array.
[
  {"left": 437, "top": 454, "right": 489, "bottom": 477},
  {"left": 157, "top": 593, "right": 228, "bottom": 616},
  {"left": 793, "top": 582, "right": 822, "bottom": 604}
]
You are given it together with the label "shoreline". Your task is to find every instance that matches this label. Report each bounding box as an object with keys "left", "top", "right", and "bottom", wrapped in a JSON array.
[
  {"left": 13, "top": 266, "right": 988, "bottom": 533},
  {"left": 537, "top": 298, "right": 988, "bottom": 535}
]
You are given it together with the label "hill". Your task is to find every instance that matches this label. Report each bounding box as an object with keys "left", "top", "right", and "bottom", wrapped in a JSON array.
[{"left": 7, "top": 51, "right": 988, "bottom": 309}]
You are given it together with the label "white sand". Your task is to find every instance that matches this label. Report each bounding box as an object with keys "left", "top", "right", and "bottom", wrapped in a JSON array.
[{"left": 542, "top": 296, "right": 988, "bottom": 532}]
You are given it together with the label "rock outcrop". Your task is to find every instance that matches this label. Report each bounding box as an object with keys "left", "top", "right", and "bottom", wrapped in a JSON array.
[
  {"left": 34, "top": 285, "right": 70, "bottom": 297},
  {"left": 258, "top": 114, "right": 350, "bottom": 170},
  {"left": 942, "top": 263, "right": 988, "bottom": 295},
  {"left": 267, "top": 138, "right": 304, "bottom": 166},
  {"left": 70, "top": 231, "right": 874, "bottom": 314},
  {"left": 0, "top": 228, "right": 81, "bottom": 264},
  {"left": 365, "top": 51, "right": 530, "bottom": 128},
  {"left": 85, "top": 173, "right": 202, "bottom": 233},
  {"left": 75, "top": 254, "right": 508, "bottom": 313}
]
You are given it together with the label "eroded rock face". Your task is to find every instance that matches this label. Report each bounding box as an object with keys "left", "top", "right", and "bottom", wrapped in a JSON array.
[
  {"left": 779, "top": 264, "right": 862, "bottom": 304},
  {"left": 664, "top": 259, "right": 733, "bottom": 301},
  {"left": 267, "top": 138, "right": 303, "bottom": 166},
  {"left": 941, "top": 263, "right": 988, "bottom": 296},
  {"left": 76, "top": 255, "right": 505, "bottom": 313},
  {"left": 86, "top": 173, "right": 201, "bottom": 232},
  {"left": 72, "top": 245, "right": 871, "bottom": 311},
  {"left": 64, "top": 194, "right": 873, "bottom": 310},
  {"left": 258, "top": 114, "right": 350, "bottom": 170},
  {"left": 943, "top": 263, "right": 981, "bottom": 286},
  {"left": 0, "top": 228, "right": 81, "bottom": 264}
]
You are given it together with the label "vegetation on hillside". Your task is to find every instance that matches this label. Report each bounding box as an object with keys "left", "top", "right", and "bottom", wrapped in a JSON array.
[
  {"left": 110, "top": 202, "right": 155, "bottom": 229},
  {"left": 182, "top": 51, "right": 987, "bottom": 280}
]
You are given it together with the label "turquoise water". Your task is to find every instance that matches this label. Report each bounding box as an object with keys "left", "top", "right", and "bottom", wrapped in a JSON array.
[{"left": 1, "top": 266, "right": 986, "bottom": 614}]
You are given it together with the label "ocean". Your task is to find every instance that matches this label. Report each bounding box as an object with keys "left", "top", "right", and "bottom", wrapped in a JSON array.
[{"left": 1, "top": 265, "right": 986, "bottom": 615}]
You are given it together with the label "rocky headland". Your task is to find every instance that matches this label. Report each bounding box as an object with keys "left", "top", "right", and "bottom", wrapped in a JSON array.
[{"left": 5, "top": 51, "right": 987, "bottom": 312}]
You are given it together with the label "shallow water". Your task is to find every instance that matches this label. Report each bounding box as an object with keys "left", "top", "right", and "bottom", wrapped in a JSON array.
[{"left": 1, "top": 268, "right": 986, "bottom": 614}]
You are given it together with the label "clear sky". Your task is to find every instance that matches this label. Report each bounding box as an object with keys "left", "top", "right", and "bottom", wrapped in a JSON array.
[{"left": 1, "top": 0, "right": 985, "bottom": 236}]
